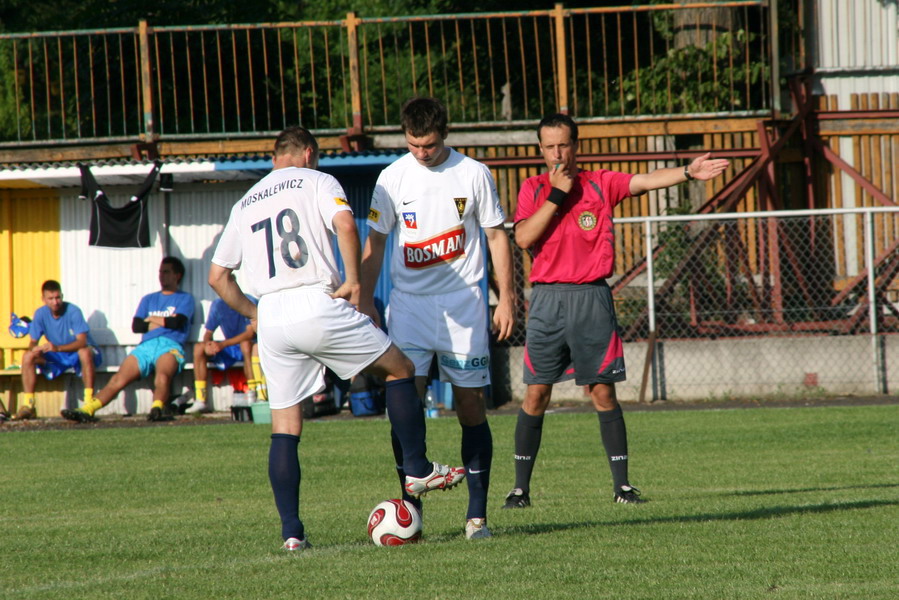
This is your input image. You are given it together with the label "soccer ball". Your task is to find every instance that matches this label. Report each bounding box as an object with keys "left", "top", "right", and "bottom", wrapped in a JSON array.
[{"left": 367, "top": 499, "right": 422, "bottom": 546}]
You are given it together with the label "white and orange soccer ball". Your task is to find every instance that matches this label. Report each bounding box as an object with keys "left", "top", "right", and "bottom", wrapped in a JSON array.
[{"left": 367, "top": 499, "right": 422, "bottom": 546}]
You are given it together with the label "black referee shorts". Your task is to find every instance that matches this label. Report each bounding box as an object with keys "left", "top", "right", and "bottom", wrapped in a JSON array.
[{"left": 523, "top": 280, "right": 627, "bottom": 386}]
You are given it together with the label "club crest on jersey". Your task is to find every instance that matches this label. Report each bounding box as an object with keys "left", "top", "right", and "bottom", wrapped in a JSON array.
[
  {"left": 578, "top": 210, "right": 597, "bottom": 231},
  {"left": 403, "top": 226, "right": 466, "bottom": 269},
  {"left": 334, "top": 197, "right": 349, "bottom": 206},
  {"left": 453, "top": 197, "right": 467, "bottom": 220},
  {"left": 368, "top": 208, "right": 381, "bottom": 223},
  {"left": 402, "top": 212, "right": 418, "bottom": 229}
]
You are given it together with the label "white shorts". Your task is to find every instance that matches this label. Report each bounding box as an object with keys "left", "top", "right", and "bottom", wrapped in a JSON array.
[
  {"left": 257, "top": 287, "right": 392, "bottom": 409},
  {"left": 387, "top": 286, "right": 491, "bottom": 388}
]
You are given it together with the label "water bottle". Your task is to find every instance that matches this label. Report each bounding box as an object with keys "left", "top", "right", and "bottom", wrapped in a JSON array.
[{"left": 425, "top": 386, "right": 439, "bottom": 418}]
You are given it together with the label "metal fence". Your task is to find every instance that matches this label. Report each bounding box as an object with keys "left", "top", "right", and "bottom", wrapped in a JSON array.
[
  {"left": 495, "top": 206, "right": 899, "bottom": 402},
  {"left": 0, "top": 1, "right": 786, "bottom": 145}
]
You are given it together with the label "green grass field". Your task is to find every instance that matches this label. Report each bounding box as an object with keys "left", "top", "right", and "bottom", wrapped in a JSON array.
[{"left": 2, "top": 404, "right": 897, "bottom": 599}]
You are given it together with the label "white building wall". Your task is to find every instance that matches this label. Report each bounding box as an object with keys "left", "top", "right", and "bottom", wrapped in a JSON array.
[
  {"left": 58, "top": 181, "right": 256, "bottom": 414},
  {"left": 813, "top": 0, "right": 899, "bottom": 105}
]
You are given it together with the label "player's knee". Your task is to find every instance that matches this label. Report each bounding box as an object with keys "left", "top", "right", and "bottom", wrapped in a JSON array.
[{"left": 393, "top": 354, "right": 415, "bottom": 379}]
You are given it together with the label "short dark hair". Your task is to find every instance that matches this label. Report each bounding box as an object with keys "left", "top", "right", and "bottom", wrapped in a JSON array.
[
  {"left": 41, "top": 280, "right": 61, "bottom": 294},
  {"left": 161, "top": 256, "right": 185, "bottom": 278},
  {"left": 537, "top": 113, "right": 579, "bottom": 144},
  {"left": 274, "top": 126, "right": 319, "bottom": 159},
  {"left": 401, "top": 97, "right": 448, "bottom": 139}
]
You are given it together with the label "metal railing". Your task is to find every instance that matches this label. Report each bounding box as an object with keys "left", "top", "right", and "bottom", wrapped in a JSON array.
[{"left": 0, "top": 1, "right": 782, "bottom": 146}]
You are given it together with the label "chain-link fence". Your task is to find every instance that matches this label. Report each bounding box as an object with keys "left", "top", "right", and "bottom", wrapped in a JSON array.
[{"left": 491, "top": 206, "right": 899, "bottom": 404}]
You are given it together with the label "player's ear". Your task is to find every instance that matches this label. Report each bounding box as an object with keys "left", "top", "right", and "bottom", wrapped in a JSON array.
[{"left": 305, "top": 146, "right": 319, "bottom": 170}]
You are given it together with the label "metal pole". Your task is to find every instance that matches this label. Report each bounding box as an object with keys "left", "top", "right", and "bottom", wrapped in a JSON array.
[
  {"left": 862, "top": 210, "right": 884, "bottom": 393},
  {"left": 645, "top": 219, "right": 656, "bottom": 333},
  {"left": 638, "top": 219, "right": 658, "bottom": 403},
  {"left": 346, "top": 12, "right": 363, "bottom": 135},
  {"left": 138, "top": 20, "right": 155, "bottom": 140},
  {"left": 554, "top": 3, "right": 568, "bottom": 114},
  {"left": 769, "top": 0, "right": 781, "bottom": 118}
]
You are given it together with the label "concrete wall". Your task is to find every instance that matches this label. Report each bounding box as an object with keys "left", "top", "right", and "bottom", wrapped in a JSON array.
[{"left": 495, "top": 334, "right": 897, "bottom": 404}]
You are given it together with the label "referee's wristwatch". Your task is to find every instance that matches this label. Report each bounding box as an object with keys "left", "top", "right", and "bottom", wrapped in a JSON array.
[{"left": 683, "top": 164, "right": 695, "bottom": 181}]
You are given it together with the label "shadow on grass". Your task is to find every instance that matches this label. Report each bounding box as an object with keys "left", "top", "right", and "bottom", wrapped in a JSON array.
[
  {"left": 505, "top": 499, "right": 899, "bottom": 536},
  {"left": 728, "top": 482, "right": 899, "bottom": 496}
]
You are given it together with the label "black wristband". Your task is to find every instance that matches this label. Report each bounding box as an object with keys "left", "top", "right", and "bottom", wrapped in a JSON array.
[
  {"left": 547, "top": 187, "right": 567, "bottom": 207},
  {"left": 683, "top": 164, "right": 694, "bottom": 181}
]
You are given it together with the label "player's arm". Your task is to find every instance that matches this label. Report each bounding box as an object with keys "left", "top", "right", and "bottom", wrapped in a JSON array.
[
  {"left": 630, "top": 152, "right": 729, "bottom": 196},
  {"left": 514, "top": 164, "right": 575, "bottom": 249},
  {"left": 221, "top": 326, "right": 255, "bottom": 348},
  {"left": 484, "top": 225, "right": 517, "bottom": 341},
  {"left": 208, "top": 264, "right": 258, "bottom": 324},
  {"left": 144, "top": 314, "right": 187, "bottom": 331},
  {"left": 330, "top": 210, "right": 362, "bottom": 307},
  {"left": 48, "top": 332, "right": 88, "bottom": 353},
  {"left": 359, "top": 229, "right": 388, "bottom": 327}
]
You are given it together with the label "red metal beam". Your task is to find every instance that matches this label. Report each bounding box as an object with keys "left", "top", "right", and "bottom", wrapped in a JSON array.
[{"left": 814, "top": 138, "right": 896, "bottom": 207}]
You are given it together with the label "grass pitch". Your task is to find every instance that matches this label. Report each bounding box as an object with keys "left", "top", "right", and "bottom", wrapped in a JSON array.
[{"left": 1, "top": 403, "right": 897, "bottom": 599}]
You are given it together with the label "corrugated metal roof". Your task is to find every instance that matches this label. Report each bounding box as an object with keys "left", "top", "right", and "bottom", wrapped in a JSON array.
[{"left": 0, "top": 150, "right": 405, "bottom": 189}]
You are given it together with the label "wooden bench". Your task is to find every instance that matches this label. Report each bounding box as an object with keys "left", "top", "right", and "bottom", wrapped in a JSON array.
[{"left": 0, "top": 358, "right": 249, "bottom": 418}]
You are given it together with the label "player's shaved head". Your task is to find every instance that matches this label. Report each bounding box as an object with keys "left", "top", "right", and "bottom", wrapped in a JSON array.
[
  {"left": 274, "top": 126, "right": 320, "bottom": 159},
  {"left": 41, "top": 279, "right": 62, "bottom": 294},
  {"left": 401, "top": 97, "right": 449, "bottom": 139}
]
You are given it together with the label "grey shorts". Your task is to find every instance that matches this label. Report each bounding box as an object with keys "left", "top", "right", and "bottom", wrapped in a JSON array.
[{"left": 523, "top": 280, "right": 626, "bottom": 386}]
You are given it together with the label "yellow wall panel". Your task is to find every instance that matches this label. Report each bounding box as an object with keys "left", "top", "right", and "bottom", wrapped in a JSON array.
[{"left": 0, "top": 190, "right": 61, "bottom": 369}]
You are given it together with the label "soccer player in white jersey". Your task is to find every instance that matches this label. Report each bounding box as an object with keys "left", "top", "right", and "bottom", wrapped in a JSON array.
[
  {"left": 208, "top": 126, "right": 464, "bottom": 551},
  {"left": 360, "top": 98, "right": 516, "bottom": 540}
]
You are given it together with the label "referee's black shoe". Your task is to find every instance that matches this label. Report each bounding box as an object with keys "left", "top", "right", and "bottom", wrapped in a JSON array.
[
  {"left": 614, "top": 485, "right": 646, "bottom": 504},
  {"left": 501, "top": 488, "right": 531, "bottom": 509}
]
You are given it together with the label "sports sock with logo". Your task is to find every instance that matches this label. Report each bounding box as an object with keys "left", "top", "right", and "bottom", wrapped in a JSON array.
[
  {"left": 82, "top": 397, "right": 103, "bottom": 415},
  {"left": 462, "top": 421, "right": 492, "bottom": 520},
  {"left": 513, "top": 409, "right": 544, "bottom": 493},
  {"left": 391, "top": 429, "right": 422, "bottom": 514},
  {"left": 269, "top": 433, "right": 305, "bottom": 541},
  {"left": 597, "top": 405, "right": 629, "bottom": 492},
  {"left": 384, "top": 377, "right": 431, "bottom": 478},
  {"left": 21, "top": 392, "right": 35, "bottom": 408},
  {"left": 194, "top": 380, "right": 207, "bottom": 404}
]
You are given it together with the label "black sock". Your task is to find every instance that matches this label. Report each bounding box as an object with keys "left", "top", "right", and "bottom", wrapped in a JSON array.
[
  {"left": 513, "top": 409, "right": 544, "bottom": 493},
  {"left": 268, "top": 433, "right": 304, "bottom": 540},
  {"left": 384, "top": 377, "right": 431, "bottom": 478},
  {"left": 597, "top": 405, "right": 629, "bottom": 492},
  {"left": 462, "top": 421, "right": 493, "bottom": 520},
  {"left": 391, "top": 428, "right": 422, "bottom": 513}
]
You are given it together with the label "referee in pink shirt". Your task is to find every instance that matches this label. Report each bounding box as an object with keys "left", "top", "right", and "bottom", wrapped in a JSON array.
[{"left": 503, "top": 114, "right": 728, "bottom": 508}]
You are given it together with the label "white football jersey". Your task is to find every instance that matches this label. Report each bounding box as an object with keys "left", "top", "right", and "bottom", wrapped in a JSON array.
[
  {"left": 213, "top": 166, "right": 352, "bottom": 297},
  {"left": 367, "top": 148, "right": 505, "bottom": 294}
]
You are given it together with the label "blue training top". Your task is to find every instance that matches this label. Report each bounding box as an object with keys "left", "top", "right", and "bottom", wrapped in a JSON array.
[
  {"left": 30, "top": 303, "right": 97, "bottom": 348},
  {"left": 205, "top": 296, "right": 257, "bottom": 340},
  {"left": 134, "top": 290, "right": 195, "bottom": 345}
]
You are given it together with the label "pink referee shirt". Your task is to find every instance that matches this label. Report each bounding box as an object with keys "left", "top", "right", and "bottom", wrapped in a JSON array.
[{"left": 515, "top": 169, "right": 634, "bottom": 284}]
